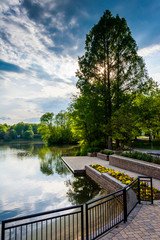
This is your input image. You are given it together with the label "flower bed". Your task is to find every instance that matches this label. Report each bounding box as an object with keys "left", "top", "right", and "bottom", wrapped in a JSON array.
[{"left": 90, "top": 164, "right": 160, "bottom": 200}]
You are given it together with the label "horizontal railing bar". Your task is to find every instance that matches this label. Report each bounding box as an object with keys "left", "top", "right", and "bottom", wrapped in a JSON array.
[
  {"left": 87, "top": 193, "right": 123, "bottom": 210},
  {"left": 2, "top": 204, "right": 83, "bottom": 224},
  {"left": 2, "top": 175, "right": 153, "bottom": 240},
  {"left": 138, "top": 176, "right": 152, "bottom": 179},
  {"left": 86, "top": 188, "right": 124, "bottom": 205},
  {"left": 4, "top": 211, "right": 82, "bottom": 230}
]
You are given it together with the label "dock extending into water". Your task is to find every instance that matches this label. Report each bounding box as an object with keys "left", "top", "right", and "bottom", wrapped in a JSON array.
[
  {"left": 61, "top": 156, "right": 109, "bottom": 175},
  {"left": 62, "top": 156, "right": 160, "bottom": 190}
]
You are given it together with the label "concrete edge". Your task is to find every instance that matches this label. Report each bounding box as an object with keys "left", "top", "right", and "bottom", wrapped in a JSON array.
[{"left": 61, "top": 157, "right": 86, "bottom": 175}]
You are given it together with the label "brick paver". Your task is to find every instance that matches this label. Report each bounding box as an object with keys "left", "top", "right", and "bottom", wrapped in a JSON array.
[{"left": 99, "top": 201, "right": 160, "bottom": 240}]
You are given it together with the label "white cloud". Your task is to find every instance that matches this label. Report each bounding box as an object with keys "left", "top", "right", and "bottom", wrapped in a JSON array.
[
  {"left": 138, "top": 44, "right": 160, "bottom": 57},
  {"left": 152, "top": 73, "right": 160, "bottom": 82},
  {"left": 0, "top": 1, "right": 80, "bottom": 124},
  {"left": 137, "top": 44, "right": 160, "bottom": 84},
  {"left": 42, "top": 82, "right": 77, "bottom": 98}
]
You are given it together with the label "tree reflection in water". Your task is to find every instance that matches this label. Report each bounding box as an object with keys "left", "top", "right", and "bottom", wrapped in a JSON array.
[
  {"left": 38, "top": 145, "right": 108, "bottom": 205},
  {"left": 38, "top": 145, "right": 72, "bottom": 176},
  {"left": 65, "top": 176, "right": 108, "bottom": 205}
]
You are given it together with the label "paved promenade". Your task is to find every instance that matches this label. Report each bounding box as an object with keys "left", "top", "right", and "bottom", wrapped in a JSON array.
[
  {"left": 62, "top": 156, "right": 160, "bottom": 190},
  {"left": 62, "top": 156, "right": 160, "bottom": 239},
  {"left": 99, "top": 201, "right": 160, "bottom": 240}
]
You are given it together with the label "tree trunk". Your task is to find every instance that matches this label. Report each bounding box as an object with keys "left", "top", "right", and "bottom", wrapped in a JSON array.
[
  {"left": 116, "top": 139, "right": 120, "bottom": 148},
  {"left": 149, "top": 134, "right": 152, "bottom": 143},
  {"left": 107, "top": 136, "right": 112, "bottom": 150}
]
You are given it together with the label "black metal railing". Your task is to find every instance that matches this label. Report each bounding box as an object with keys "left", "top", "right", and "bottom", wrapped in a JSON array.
[
  {"left": 138, "top": 176, "right": 153, "bottom": 204},
  {"left": 85, "top": 176, "right": 153, "bottom": 240},
  {"left": 1, "top": 176, "right": 153, "bottom": 240},
  {"left": 1, "top": 205, "right": 84, "bottom": 240},
  {"left": 126, "top": 178, "right": 139, "bottom": 217},
  {"left": 85, "top": 189, "right": 124, "bottom": 240}
]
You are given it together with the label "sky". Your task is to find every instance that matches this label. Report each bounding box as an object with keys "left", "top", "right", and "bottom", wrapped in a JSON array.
[{"left": 0, "top": 0, "right": 160, "bottom": 125}]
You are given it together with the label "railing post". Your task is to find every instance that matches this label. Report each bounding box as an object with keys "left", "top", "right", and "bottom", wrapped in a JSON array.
[
  {"left": 81, "top": 205, "right": 84, "bottom": 240},
  {"left": 138, "top": 177, "right": 141, "bottom": 204},
  {"left": 1, "top": 221, "right": 5, "bottom": 240},
  {"left": 123, "top": 188, "right": 127, "bottom": 223},
  {"left": 150, "top": 177, "right": 153, "bottom": 204},
  {"left": 86, "top": 204, "right": 89, "bottom": 240}
]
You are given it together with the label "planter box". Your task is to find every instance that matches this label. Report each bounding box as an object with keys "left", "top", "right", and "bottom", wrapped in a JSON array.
[
  {"left": 97, "top": 152, "right": 109, "bottom": 161},
  {"left": 109, "top": 155, "right": 160, "bottom": 180},
  {"left": 85, "top": 165, "right": 125, "bottom": 192},
  {"left": 86, "top": 165, "right": 138, "bottom": 216},
  {"left": 87, "top": 152, "right": 97, "bottom": 157}
]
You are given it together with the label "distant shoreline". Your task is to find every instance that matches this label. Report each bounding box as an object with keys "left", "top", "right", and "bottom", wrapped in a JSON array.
[{"left": 0, "top": 138, "right": 44, "bottom": 145}]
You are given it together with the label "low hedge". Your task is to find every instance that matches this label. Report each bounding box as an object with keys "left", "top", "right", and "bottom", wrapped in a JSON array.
[
  {"left": 119, "top": 151, "right": 159, "bottom": 164},
  {"left": 100, "top": 150, "right": 114, "bottom": 155}
]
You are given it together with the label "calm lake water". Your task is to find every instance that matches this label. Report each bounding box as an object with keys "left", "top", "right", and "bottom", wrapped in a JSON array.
[{"left": 0, "top": 143, "right": 106, "bottom": 225}]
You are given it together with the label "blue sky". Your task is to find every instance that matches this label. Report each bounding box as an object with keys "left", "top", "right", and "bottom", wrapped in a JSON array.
[{"left": 0, "top": 0, "right": 160, "bottom": 124}]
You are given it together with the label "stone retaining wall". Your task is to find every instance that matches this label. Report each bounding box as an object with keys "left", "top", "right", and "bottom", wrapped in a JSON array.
[
  {"left": 97, "top": 152, "right": 109, "bottom": 161},
  {"left": 85, "top": 165, "right": 138, "bottom": 215},
  {"left": 87, "top": 152, "right": 97, "bottom": 157},
  {"left": 85, "top": 165, "right": 125, "bottom": 192},
  {"left": 109, "top": 155, "right": 160, "bottom": 180}
]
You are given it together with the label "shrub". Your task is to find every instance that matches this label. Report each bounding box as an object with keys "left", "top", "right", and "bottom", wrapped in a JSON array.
[
  {"left": 100, "top": 150, "right": 114, "bottom": 155},
  {"left": 119, "top": 151, "right": 159, "bottom": 164},
  {"left": 76, "top": 146, "right": 101, "bottom": 156},
  {"left": 23, "top": 130, "right": 34, "bottom": 140}
]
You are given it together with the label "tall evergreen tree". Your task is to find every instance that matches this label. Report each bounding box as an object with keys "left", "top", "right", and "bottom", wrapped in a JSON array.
[{"left": 74, "top": 10, "right": 153, "bottom": 148}]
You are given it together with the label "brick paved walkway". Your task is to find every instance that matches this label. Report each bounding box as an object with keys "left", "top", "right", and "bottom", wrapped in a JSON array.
[
  {"left": 62, "top": 156, "right": 160, "bottom": 239},
  {"left": 99, "top": 201, "right": 160, "bottom": 240}
]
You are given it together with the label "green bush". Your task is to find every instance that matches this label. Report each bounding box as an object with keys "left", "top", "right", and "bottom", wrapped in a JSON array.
[
  {"left": 87, "top": 147, "right": 101, "bottom": 153},
  {"left": 23, "top": 130, "right": 34, "bottom": 140},
  {"left": 76, "top": 146, "right": 101, "bottom": 156},
  {"left": 100, "top": 150, "right": 114, "bottom": 155},
  {"left": 120, "top": 151, "right": 159, "bottom": 164}
]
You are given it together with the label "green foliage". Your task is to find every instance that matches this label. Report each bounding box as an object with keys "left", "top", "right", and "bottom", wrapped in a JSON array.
[
  {"left": 9, "top": 129, "right": 17, "bottom": 139},
  {"left": 24, "top": 124, "right": 32, "bottom": 132},
  {"left": 0, "top": 122, "right": 40, "bottom": 141},
  {"left": 133, "top": 90, "right": 160, "bottom": 140},
  {"left": 38, "top": 111, "right": 78, "bottom": 145},
  {"left": 100, "top": 150, "right": 114, "bottom": 155},
  {"left": 4, "top": 129, "right": 17, "bottom": 141},
  {"left": 40, "top": 112, "right": 54, "bottom": 127},
  {"left": 132, "top": 139, "right": 160, "bottom": 149},
  {"left": 0, "top": 124, "right": 8, "bottom": 139},
  {"left": 14, "top": 122, "right": 25, "bottom": 136},
  {"left": 23, "top": 130, "right": 34, "bottom": 140},
  {"left": 4, "top": 131, "right": 12, "bottom": 141},
  {"left": 71, "top": 10, "right": 153, "bottom": 149},
  {"left": 87, "top": 147, "right": 101, "bottom": 153},
  {"left": 120, "top": 151, "right": 159, "bottom": 164}
]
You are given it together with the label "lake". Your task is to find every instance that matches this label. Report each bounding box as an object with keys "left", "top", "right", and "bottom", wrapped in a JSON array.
[{"left": 0, "top": 142, "right": 107, "bottom": 226}]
